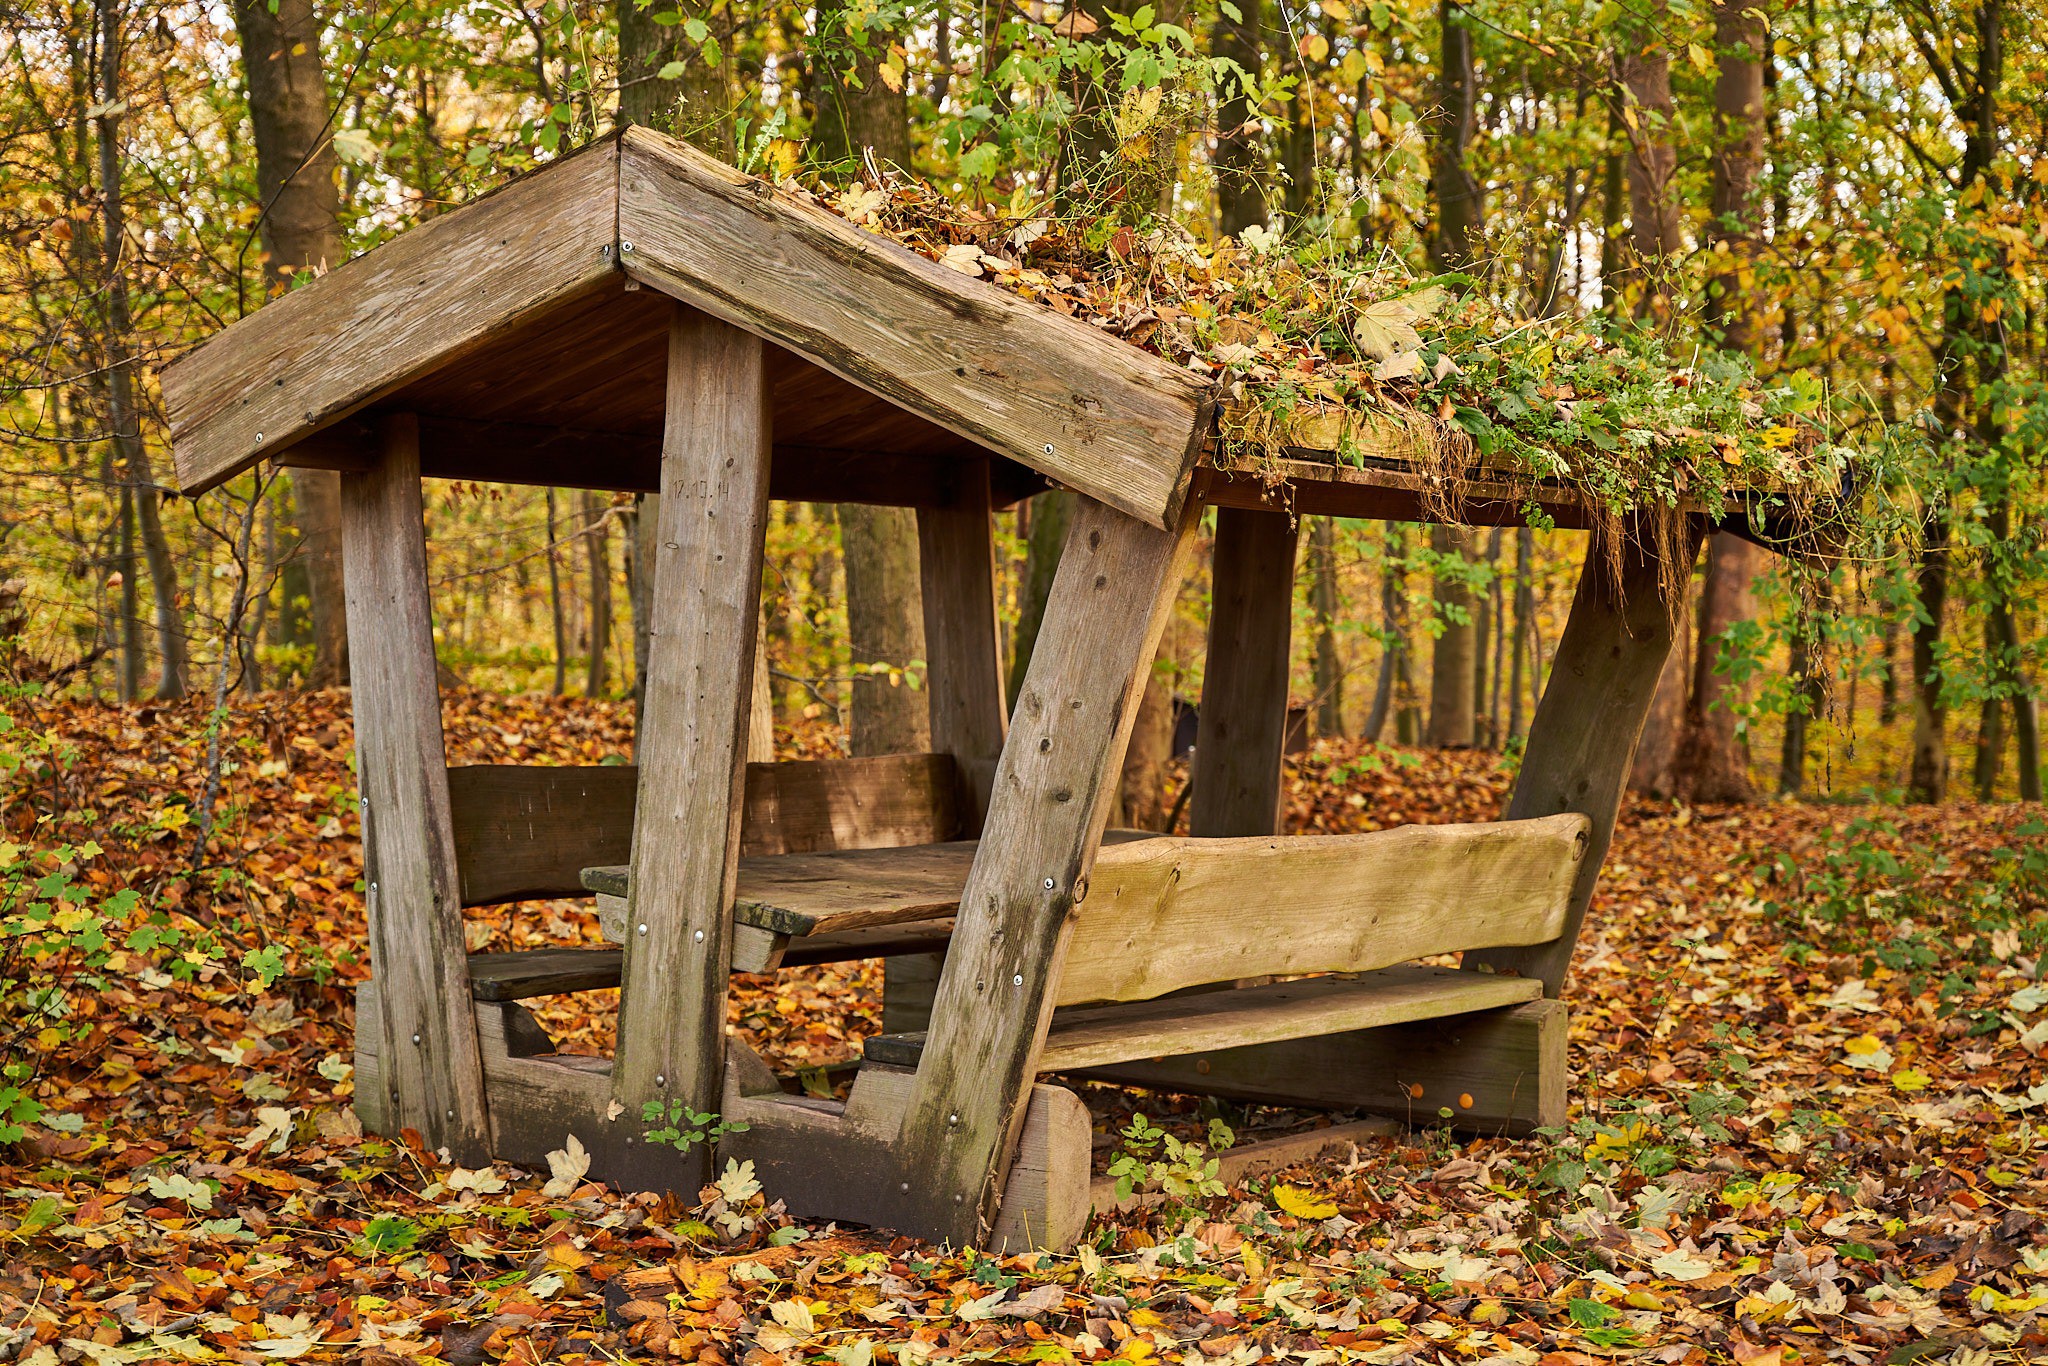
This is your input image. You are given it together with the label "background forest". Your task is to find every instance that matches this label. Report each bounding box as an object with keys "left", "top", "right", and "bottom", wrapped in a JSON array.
[{"left": 0, "top": 0, "right": 2043, "bottom": 805}]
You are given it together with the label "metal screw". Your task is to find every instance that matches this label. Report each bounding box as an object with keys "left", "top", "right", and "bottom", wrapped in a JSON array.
[
  {"left": 638, "top": 923, "right": 648, "bottom": 936},
  {"left": 254, "top": 432, "right": 265, "bottom": 443},
  {"left": 1042, "top": 443, "right": 1054, "bottom": 455},
  {"left": 900, "top": 1182, "right": 910, "bottom": 1192},
  {"left": 656, "top": 1074, "right": 667, "bottom": 1087},
  {"left": 389, "top": 1088, "right": 400, "bottom": 1104},
  {"left": 693, "top": 929, "right": 705, "bottom": 943},
  {"left": 446, "top": 1109, "right": 455, "bottom": 1120},
  {"left": 621, "top": 240, "right": 636, "bottom": 253},
  {"left": 368, "top": 881, "right": 378, "bottom": 895},
  {"left": 1042, "top": 877, "right": 1056, "bottom": 890},
  {"left": 411, "top": 1033, "right": 422, "bottom": 1045},
  {"left": 948, "top": 1113, "right": 959, "bottom": 1125},
  {"left": 954, "top": 1194, "right": 964, "bottom": 1203},
  {"left": 1012, "top": 974, "right": 1024, "bottom": 987}
]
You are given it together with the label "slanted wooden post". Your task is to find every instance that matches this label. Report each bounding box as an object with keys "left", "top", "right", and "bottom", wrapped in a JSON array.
[
  {"left": 610, "top": 306, "right": 772, "bottom": 1185},
  {"left": 1466, "top": 516, "right": 1706, "bottom": 995},
  {"left": 342, "top": 412, "right": 490, "bottom": 1162},
  {"left": 897, "top": 496, "right": 1198, "bottom": 1245},
  {"left": 1190, "top": 506, "right": 1300, "bottom": 837}
]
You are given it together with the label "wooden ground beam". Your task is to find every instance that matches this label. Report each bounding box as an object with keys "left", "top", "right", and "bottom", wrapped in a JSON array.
[
  {"left": 895, "top": 495, "right": 1199, "bottom": 1246},
  {"left": 1465, "top": 516, "right": 1706, "bottom": 996},
  {"left": 608, "top": 306, "right": 772, "bottom": 1186},
  {"left": 341, "top": 413, "right": 490, "bottom": 1162},
  {"left": 1191, "top": 506, "right": 1300, "bottom": 838}
]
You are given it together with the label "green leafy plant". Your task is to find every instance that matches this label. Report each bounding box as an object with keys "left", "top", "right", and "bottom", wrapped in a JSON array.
[
  {"left": 1106, "top": 1113, "right": 1233, "bottom": 1203},
  {"left": 641, "top": 1099, "right": 749, "bottom": 1154}
]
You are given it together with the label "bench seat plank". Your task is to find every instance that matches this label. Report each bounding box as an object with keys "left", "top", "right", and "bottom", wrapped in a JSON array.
[{"left": 861, "top": 966, "right": 1543, "bottom": 1070}]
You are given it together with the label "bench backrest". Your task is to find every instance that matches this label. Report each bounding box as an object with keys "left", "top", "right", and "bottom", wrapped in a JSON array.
[
  {"left": 1058, "top": 812, "right": 1590, "bottom": 1005},
  {"left": 446, "top": 753, "right": 964, "bottom": 907}
]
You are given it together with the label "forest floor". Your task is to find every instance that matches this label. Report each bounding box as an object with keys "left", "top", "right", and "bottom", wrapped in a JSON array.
[{"left": 2, "top": 689, "right": 2045, "bottom": 1365}]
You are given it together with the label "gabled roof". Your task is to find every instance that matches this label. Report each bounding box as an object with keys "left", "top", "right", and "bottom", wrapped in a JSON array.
[{"left": 162, "top": 130, "right": 1218, "bottom": 529}]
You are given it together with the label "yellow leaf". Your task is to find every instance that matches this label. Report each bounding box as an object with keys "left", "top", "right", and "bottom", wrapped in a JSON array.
[
  {"left": 1302, "top": 32, "right": 1330, "bottom": 63},
  {"left": 1272, "top": 1184, "right": 1338, "bottom": 1219},
  {"left": 1688, "top": 41, "right": 1715, "bottom": 73},
  {"left": 1890, "top": 1068, "right": 1930, "bottom": 1092},
  {"left": 1322, "top": 0, "right": 1353, "bottom": 19},
  {"left": 1843, "top": 1033, "right": 1883, "bottom": 1055}
]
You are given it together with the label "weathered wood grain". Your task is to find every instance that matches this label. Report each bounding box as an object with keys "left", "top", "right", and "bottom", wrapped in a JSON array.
[
  {"left": 865, "top": 966, "right": 1543, "bottom": 1069},
  {"left": 1465, "top": 519, "right": 1705, "bottom": 995},
  {"left": 1063, "top": 814, "right": 1588, "bottom": 1003},
  {"left": 165, "top": 141, "right": 620, "bottom": 496},
  {"left": 897, "top": 496, "right": 1200, "bottom": 1246},
  {"left": 341, "top": 415, "right": 490, "bottom": 1162},
  {"left": 1090, "top": 1117, "right": 1401, "bottom": 1213},
  {"left": 1192, "top": 463, "right": 1597, "bottom": 532},
  {"left": 616, "top": 129, "right": 1213, "bottom": 529},
  {"left": 609, "top": 307, "right": 771, "bottom": 1187},
  {"left": 1076, "top": 997, "right": 1568, "bottom": 1135},
  {"left": 1190, "top": 507, "right": 1299, "bottom": 838},
  {"left": 467, "top": 948, "right": 624, "bottom": 1001},
  {"left": 917, "top": 459, "right": 1009, "bottom": 833},
  {"left": 451, "top": 752, "right": 964, "bottom": 905}
]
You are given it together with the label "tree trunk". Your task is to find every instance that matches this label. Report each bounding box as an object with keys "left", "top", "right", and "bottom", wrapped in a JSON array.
[
  {"left": 581, "top": 490, "right": 611, "bottom": 697},
  {"left": 1212, "top": 0, "right": 1265, "bottom": 236},
  {"left": 99, "top": 0, "right": 187, "bottom": 700},
  {"left": 1973, "top": 688, "right": 2005, "bottom": 800},
  {"left": 1308, "top": 516, "right": 1344, "bottom": 737},
  {"left": 1508, "top": 526, "right": 1533, "bottom": 739},
  {"left": 1673, "top": 534, "right": 1759, "bottom": 802},
  {"left": 1631, "top": 612, "right": 1689, "bottom": 795},
  {"left": 1702, "top": 0, "right": 1766, "bottom": 353},
  {"left": 546, "top": 489, "right": 567, "bottom": 696},
  {"left": 1907, "top": 513, "right": 1950, "bottom": 801},
  {"left": 234, "top": 0, "right": 349, "bottom": 687},
  {"left": 1426, "top": 524, "right": 1477, "bottom": 748},
  {"left": 1008, "top": 491, "right": 1073, "bottom": 706},
  {"left": 616, "top": 0, "right": 730, "bottom": 149},
  {"left": 809, "top": 0, "right": 911, "bottom": 171},
  {"left": 1364, "top": 526, "right": 1407, "bottom": 743},
  {"left": 1619, "top": 12, "right": 1681, "bottom": 323},
  {"left": 842, "top": 505, "right": 930, "bottom": 755},
  {"left": 1119, "top": 669, "right": 1175, "bottom": 830},
  {"left": 1429, "top": 0, "right": 1484, "bottom": 271}
]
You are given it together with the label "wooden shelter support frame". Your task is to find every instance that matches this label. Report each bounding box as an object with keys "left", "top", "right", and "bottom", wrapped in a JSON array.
[{"left": 158, "top": 127, "right": 1745, "bottom": 1253}]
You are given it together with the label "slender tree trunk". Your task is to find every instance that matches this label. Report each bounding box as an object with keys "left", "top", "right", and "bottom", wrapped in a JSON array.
[
  {"left": 1674, "top": 535, "right": 1760, "bottom": 802},
  {"left": 1212, "top": 0, "right": 1265, "bottom": 236},
  {"left": 1426, "top": 524, "right": 1478, "bottom": 748},
  {"left": 546, "top": 489, "right": 567, "bottom": 696},
  {"left": 808, "top": 0, "right": 911, "bottom": 170},
  {"left": 1908, "top": 513, "right": 1951, "bottom": 801},
  {"left": 580, "top": 492, "right": 611, "bottom": 697},
  {"left": 234, "top": 0, "right": 349, "bottom": 687},
  {"left": 1508, "top": 526, "right": 1532, "bottom": 739},
  {"left": 1363, "top": 528, "right": 1406, "bottom": 743},
  {"left": 842, "top": 506, "right": 930, "bottom": 755},
  {"left": 1429, "top": 0, "right": 1484, "bottom": 271},
  {"left": 98, "top": 0, "right": 186, "bottom": 699},
  {"left": 1618, "top": 12, "right": 1681, "bottom": 323},
  {"left": 1309, "top": 516, "right": 1344, "bottom": 737},
  {"left": 616, "top": 0, "right": 730, "bottom": 149},
  {"left": 117, "top": 484, "right": 140, "bottom": 702},
  {"left": 1973, "top": 676, "right": 2005, "bottom": 800}
]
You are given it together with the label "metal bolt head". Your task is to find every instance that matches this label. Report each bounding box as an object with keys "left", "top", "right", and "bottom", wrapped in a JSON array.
[
  {"left": 948, "top": 1113, "right": 959, "bottom": 1125},
  {"left": 693, "top": 929, "right": 705, "bottom": 943},
  {"left": 411, "top": 1033, "right": 422, "bottom": 1045},
  {"left": 900, "top": 1182, "right": 910, "bottom": 1192},
  {"left": 446, "top": 1109, "right": 455, "bottom": 1120},
  {"left": 620, "top": 240, "right": 635, "bottom": 253},
  {"left": 254, "top": 431, "right": 265, "bottom": 443},
  {"left": 656, "top": 1074, "right": 667, "bottom": 1087},
  {"left": 1043, "top": 877, "right": 1056, "bottom": 891},
  {"left": 1042, "top": 443, "right": 1054, "bottom": 455},
  {"left": 1012, "top": 974, "right": 1024, "bottom": 987},
  {"left": 637, "top": 923, "right": 648, "bottom": 936}
]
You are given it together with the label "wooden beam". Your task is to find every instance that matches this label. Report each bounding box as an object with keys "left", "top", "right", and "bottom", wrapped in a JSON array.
[
  {"left": 1074, "top": 997, "right": 1568, "bottom": 1136},
  {"left": 896, "top": 496, "right": 1200, "bottom": 1246},
  {"left": 448, "top": 752, "right": 964, "bottom": 906},
  {"left": 917, "top": 458, "right": 1009, "bottom": 832},
  {"left": 1064, "top": 814, "right": 1587, "bottom": 1003},
  {"left": 865, "top": 966, "right": 1543, "bottom": 1069},
  {"left": 1191, "top": 506, "right": 1300, "bottom": 837},
  {"left": 1194, "top": 464, "right": 1597, "bottom": 531},
  {"left": 280, "top": 414, "right": 1050, "bottom": 508},
  {"left": 1465, "top": 518, "right": 1706, "bottom": 995},
  {"left": 340, "top": 414, "right": 490, "bottom": 1161},
  {"left": 164, "top": 141, "right": 620, "bottom": 496},
  {"left": 616, "top": 129, "right": 1213, "bottom": 530},
  {"left": 609, "top": 307, "right": 772, "bottom": 1185}
]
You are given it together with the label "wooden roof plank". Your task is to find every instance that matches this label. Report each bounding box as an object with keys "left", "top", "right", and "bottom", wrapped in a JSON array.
[
  {"left": 162, "top": 139, "right": 623, "bottom": 496},
  {"left": 615, "top": 129, "right": 1213, "bottom": 529}
]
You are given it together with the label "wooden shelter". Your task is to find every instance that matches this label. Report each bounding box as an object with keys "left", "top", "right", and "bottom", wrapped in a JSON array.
[{"left": 163, "top": 129, "right": 1767, "bottom": 1249}]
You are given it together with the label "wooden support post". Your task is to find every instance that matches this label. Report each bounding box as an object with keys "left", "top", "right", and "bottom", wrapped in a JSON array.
[
  {"left": 898, "top": 460, "right": 1010, "bottom": 1035},
  {"left": 1465, "top": 517, "right": 1706, "bottom": 996},
  {"left": 916, "top": 458, "right": 1009, "bottom": 827},
  {"left": 1191, "top": 506, "right": 1301, "bottom": 837},
  {"left": 898, "top": 496, "right": 1198, "bottom": 1246},
  {"left": 341, "top": 413, "right": 490, "bottom": 1162},
  {"left": 610, "top": 306, "right": 772, "bottom": 1185}
]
